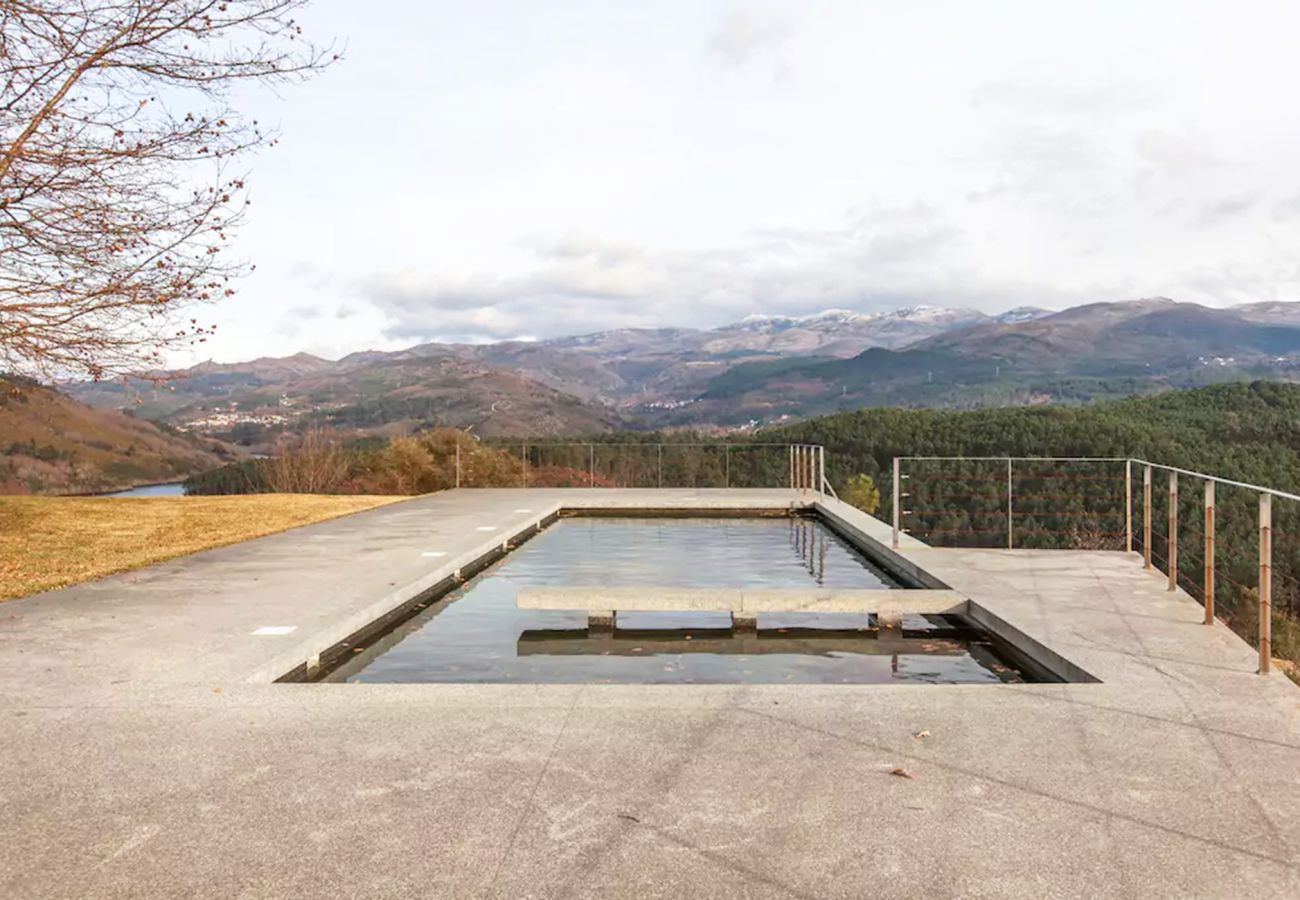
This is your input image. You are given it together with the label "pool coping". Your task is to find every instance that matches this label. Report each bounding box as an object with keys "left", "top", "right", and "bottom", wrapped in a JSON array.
[{"left": 268, "top": 500, "right": 1096, "bottom": 686}]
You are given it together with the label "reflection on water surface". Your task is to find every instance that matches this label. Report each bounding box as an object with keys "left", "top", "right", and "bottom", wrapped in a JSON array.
[{"left": 331, "top": 518, "right": 1035, "bottom": 685}]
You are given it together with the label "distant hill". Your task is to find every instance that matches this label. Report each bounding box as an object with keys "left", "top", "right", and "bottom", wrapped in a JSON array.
[
  {"left": 66, "top": 302, "right": 1022, "bottom": 443},
  {"left": 63, "top": 298, "right": 1300, "bottom": 437},
  {"left": 641, "top": 299, "right": 1300, "bottom": 425},
  {"left": 0, "top": 377, "right": 239, "bottom": 494},
  {"left": 70, "top": 353, "right": 627, "bottom": 452},
  {"left": 916, "top": 298, "right": 1300, "bottom": 374}
]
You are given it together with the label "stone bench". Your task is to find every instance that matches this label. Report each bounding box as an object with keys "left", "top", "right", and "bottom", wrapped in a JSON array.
[{"left": 516, "top": 587, "right": 968, "bottom": 629}]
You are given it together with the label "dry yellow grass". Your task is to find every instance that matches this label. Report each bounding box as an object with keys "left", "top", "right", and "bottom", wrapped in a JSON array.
[{"left": 0, "top": 494, "right": 404, "bottom": 601}]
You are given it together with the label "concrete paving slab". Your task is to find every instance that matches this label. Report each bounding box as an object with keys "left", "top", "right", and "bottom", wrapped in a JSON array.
[{"left": 2, "top": 488, "right": 1300, "bottom": 897}]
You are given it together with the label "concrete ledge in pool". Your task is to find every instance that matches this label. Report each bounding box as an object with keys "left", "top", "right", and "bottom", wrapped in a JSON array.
[
  {"left": 517, "top": 586, "right": 969, "bottom": 627},
  {"left": 305, "top": 513, "right": 1078, "bottom": 686}
]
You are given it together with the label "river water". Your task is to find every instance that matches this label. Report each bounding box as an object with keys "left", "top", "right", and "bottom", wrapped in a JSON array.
[{"left": 98, "top": 483, "right": 186, "bottom": 498}]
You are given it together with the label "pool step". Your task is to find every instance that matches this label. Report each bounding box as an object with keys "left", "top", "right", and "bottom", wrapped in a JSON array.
[{"left": 516, "top": 587, "right": 968, "bottom": 629}]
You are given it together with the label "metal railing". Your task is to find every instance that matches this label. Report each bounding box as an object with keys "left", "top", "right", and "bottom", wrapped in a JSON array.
[
  {"left": 455, "top": 442, "right": 827, "bottom": 493},
  {"left": 889, "top": 455, "right": 1300, "bottom": 676}
]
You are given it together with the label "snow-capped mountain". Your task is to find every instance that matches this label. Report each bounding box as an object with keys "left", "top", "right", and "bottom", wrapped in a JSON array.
[
  {"left": 735, "top": 309, "right": 872, "bottom": 330},
  {"left": 993, "top": 306, "right": 1053, "bottom": 324},
  {"left": 706, "top": 305, "right": 990, "bottom": 355},
  {"left": 736, "top": 305, "right": 989, "bottom": 329},
  {"left": 724, "top": 303, "right": 1055, "bottom": 343}
]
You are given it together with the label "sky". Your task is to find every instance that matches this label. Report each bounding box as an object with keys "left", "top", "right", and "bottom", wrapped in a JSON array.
[{"left": 191, "top": 0, "right": 1300, "bottom": 365}]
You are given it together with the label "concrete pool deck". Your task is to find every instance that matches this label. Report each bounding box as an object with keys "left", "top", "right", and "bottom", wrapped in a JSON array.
[{"left": 3, "top": 488, "right": 1300, "bottom": 898}]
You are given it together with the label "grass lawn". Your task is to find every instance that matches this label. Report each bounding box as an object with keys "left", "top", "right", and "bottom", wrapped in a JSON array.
[{"left": 0, "top": 494, "right": 405, "bottom": 601}]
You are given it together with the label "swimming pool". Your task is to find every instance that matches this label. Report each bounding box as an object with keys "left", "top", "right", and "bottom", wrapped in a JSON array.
[{"left": 324, "top": 515, "right": 1045, "bottom": 685}]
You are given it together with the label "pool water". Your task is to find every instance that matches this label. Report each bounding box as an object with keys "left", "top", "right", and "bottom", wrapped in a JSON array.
[{"left": 329, "top": 517, "right": 1036, "bottom": 685}]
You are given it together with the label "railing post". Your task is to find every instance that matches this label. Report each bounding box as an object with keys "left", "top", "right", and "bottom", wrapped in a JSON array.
[
  {"left": 788, "top": 446, "right": 794, "bottom": 490},
  {"left": 589, "top": 443, "right": 595, "bottom": 489},
  {"left": 1204, "top": 480, "right": 1215, "bottom": 625},
  {"left": 724, "top": 445, "right": 731, "bottom": 489},
  {"left": 1168, "top": 471, "right": 1178, "bottom": 591},
  {"left": 1260, "top": 492, "right": 1273, "bottom": 675},
  {"left": 521, "top": 444, "right": 528, "bottom": 488},
  {"left": 819, "top": 446, "right": 825, "bottom": 494},
  {"left": 455, "top": 441, "right": 461, "bottom": 489},
  {"left": 1125, "top": 459, "right": 1133, "bottom": 554},
  {"left": 1143, "top": 465, "right": 1152, "bottom": 569},
  {"left": 1006, "top": 457, "right": 1014, "bottom": 550},
  {"left": 892, "top": 457, "right": 901, "bottom": 548},
  {"left": 658, "top": 444, "right": 663, "bottom": 488}
]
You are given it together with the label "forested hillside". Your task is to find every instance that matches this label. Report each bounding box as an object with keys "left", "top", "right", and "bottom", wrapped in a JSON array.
[
  {"left": 763, "top": 380, "right": 1300, "bottom": 494},
  {"left": 0, "top": 377, "right": 239, "bottom": 495}
]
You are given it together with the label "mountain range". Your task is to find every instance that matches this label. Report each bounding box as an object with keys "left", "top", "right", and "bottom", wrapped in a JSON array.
[{"left": 61, "top": 298, "right": 1300, "bottom": 450}]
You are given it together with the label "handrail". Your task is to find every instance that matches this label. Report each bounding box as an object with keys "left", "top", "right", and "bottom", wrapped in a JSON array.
[
  {"left": 464, "top": 441, "right": 827, "bottom": 492},
  {"left": 1128, "top": 458, "right": 1300, "bottom": 503},
  {"left": 487, "top": 441, "right": 808, "bottom": 448},
  {"left": 822, "top": 476, "right": 838, "bottom": 500},
  {"left": 898, "top": 454, "right": 1300, "bottom": 500},
  {"left": 891, "top": 453, "right": 1293, "bottom": 677},
  {"left": 897, "top": 455, "right": 1130, "bottom": 462}
]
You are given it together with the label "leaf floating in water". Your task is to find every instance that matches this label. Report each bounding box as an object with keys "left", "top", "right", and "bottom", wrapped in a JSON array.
[{"left": 889, "top": 767, "right": 914, "bottom": 779}]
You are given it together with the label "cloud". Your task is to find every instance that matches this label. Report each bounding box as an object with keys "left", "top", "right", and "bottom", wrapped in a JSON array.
[
  {"left": 970, "top": 80, "right": 1156, "bottom": 117},
  {"left": 1273, "top": 192, "right": 1300, "bottom": 222},
  {"left": 1133, "top": 129, "right": 1224, "bottom": 176},
  {"left": 359, "top": 208, "right": 1022, "bottom": 344},
  {"left": 705, "top": 7, "right": 792, "bottom": 68},
  {"left": 1197, "top": 192, "right": 1260, "bottom": 227}
]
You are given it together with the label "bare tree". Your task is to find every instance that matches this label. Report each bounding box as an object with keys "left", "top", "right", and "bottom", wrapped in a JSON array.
[
  {"left": 263, "top": 426, "right": 349, "bottom": 493},
  {"left": 0, "top": 1, "right": 336, "bottom": 380}
]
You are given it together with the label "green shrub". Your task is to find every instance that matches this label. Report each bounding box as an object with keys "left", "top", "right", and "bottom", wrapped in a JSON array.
[{"left": 842, "top": 473, "right": 880, "bottom": 515}]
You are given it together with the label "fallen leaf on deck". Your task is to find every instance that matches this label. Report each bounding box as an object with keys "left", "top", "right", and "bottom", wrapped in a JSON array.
[
  {"left": 913, "top": 730, "right": 930, "bottom": 739},
  {"left": 890, "top": 767, "right": 914, "bottom": 779}
]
